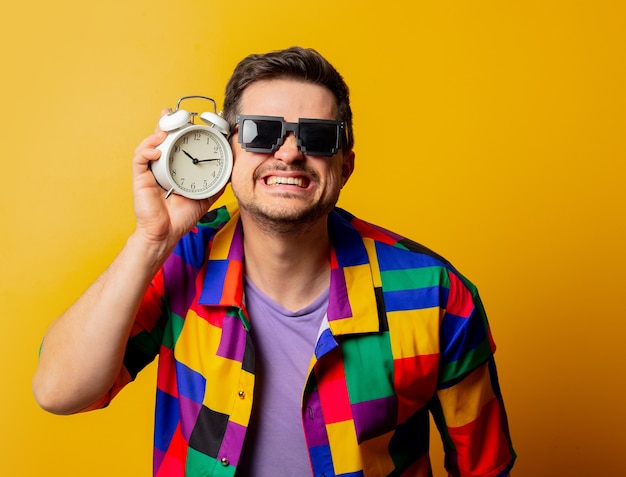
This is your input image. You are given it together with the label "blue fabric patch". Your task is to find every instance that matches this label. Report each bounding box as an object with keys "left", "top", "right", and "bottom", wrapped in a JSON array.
[{"left": 154, "top": 390, "right": 180, "bottom": 451}]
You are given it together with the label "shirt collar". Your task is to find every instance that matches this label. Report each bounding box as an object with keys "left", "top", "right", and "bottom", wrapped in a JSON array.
[{"left": 198, "top": 205, "right": 381, "bottom": 336}]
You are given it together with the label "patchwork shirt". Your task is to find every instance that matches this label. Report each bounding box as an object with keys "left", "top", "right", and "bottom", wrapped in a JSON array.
[{"left": 94, "top": 203, "right": 516, "bottom": 476}]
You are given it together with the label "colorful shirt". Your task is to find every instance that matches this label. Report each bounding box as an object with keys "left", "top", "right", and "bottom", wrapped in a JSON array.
[{"left": 96, "top": 203, "right": 516, "bottom": 476}]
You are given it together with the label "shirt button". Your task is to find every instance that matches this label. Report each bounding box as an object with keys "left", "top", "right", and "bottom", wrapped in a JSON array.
[
  {"left": 238, "top": 390, "right": 245, "bottom": 399},
  {"left": 221, "top": 457, "right": 229, "bottom": 466}
]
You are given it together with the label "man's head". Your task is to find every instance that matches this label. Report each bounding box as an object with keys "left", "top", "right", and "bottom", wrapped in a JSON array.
[
  {"left": 223, "top": 47, "right": 356, "bottom": 236},
  {"left": 223, "top": 46, "right": 354, "bottom": 153}
]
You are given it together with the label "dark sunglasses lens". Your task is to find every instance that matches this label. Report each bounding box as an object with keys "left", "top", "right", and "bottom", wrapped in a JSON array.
[
  {"left": 299, "top": 122, "right": 339, "bottom": 155},
  {"left": 242, "top": 119, "right": 283, "bottom": 151}
]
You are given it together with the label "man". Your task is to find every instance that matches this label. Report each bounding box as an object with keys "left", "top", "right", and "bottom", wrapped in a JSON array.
[{"left": 33, "top": 46, "right": 515, "bottom": 476}]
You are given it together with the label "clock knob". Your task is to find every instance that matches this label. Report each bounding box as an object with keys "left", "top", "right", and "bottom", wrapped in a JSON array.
[
  {"left": 159, "top": 109, "right": 191, "bottom": 132},
  {"left": 199, "top": 112, "right": 230, "bottom": 135}
]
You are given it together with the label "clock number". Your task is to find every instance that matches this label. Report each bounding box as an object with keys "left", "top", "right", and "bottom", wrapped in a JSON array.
[{"left": 194, "top": 132, "right": 201, "bottom": 141}]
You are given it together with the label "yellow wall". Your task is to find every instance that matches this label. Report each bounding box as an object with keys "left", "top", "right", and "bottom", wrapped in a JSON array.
[{"left": 2, "top": 1, "right": 625, "bottom": 475}]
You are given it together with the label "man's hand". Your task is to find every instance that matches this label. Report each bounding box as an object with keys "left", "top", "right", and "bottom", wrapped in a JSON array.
[{"left": 130, "top": 110, "right": 226, "bottom": 258}]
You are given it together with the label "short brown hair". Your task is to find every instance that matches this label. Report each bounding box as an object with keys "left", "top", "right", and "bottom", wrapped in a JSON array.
[{"left": 223, "top": 46, "right": 354, "bottom": 151}]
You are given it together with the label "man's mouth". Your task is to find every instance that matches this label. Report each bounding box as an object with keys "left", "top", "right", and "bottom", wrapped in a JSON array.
[{"left": 265, "top": 176, "right": 310, "bottom": 188}]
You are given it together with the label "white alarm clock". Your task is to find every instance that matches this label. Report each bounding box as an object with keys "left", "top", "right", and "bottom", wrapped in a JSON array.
[{"left": 151, "top": 95, "right": 233, "bottom": 200}]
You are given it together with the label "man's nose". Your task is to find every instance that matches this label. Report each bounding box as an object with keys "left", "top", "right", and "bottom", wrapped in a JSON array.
[{"left": 274, "top": 133, "right": 303, "bottom": 162}]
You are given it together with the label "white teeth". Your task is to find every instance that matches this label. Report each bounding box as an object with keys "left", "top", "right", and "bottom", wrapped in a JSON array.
[{"left": 266, "top": 176, "right": 307, "bottom": 187}]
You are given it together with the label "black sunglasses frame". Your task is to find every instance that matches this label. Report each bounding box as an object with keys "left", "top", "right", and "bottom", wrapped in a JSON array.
[{"left": 235, "top": 115, "right": 345, "bottom": 157}]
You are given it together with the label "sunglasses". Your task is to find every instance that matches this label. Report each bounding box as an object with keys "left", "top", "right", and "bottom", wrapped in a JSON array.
[{"left": 235, "top": 115, "right": 345, "bottom": 157}]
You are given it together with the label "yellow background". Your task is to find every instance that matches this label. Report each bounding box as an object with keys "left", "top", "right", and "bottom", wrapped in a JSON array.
[{"left": 2, "top": 1, "right": 625, "bottom": 475}]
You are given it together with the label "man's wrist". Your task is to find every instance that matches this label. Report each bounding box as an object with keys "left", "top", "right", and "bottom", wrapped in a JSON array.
[{"left": 125, "top": 232, "right": 175, "bottom": 276}]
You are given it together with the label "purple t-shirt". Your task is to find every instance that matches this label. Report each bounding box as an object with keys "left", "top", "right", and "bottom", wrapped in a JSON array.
[{"left": 236, "top": 277, "right": 329, "bottom": 476}]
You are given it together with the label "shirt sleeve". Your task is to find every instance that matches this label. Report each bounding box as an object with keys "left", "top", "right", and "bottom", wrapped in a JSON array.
[
  {"left": 430, "top": 269, "right": 516, "bottom": 477},
  {"left": 124, "top": 268, "right": 168, "bottom": 377}
]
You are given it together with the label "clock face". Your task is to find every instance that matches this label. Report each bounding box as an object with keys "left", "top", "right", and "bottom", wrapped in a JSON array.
[{"left": 167, "top": 128, "right": 231, "bottom": 196}]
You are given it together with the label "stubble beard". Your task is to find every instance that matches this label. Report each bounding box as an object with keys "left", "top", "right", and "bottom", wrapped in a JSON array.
[
  {"left": 237, "top": 190, "right": 339, "bottom": 237},
  {"left": 235, "top": 164, "right": 341, "bottom": 236},
  {"left": 240, "top": 197, "right": 338, "bottom": 236}
]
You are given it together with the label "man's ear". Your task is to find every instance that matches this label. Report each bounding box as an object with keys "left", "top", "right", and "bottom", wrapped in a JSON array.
[{"left": 341, "top": 150, "right": 355, "bottom": 187}]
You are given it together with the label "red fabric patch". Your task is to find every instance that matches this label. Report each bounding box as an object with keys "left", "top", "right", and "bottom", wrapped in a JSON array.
[
  {"left": 155, "top": 425, "right": 187, "bottom": 477},
  {"left": 394, "top": 354, "right": 439, "bottom": 423},
  {"left": 316, "top": 349, "right": 353, "bottom": 423},
  {"left": 351, "top": 217, "right": 399, "bottom": 246},
  {"left": 157, "top": 347, "right": 179, "bottom": 398},
  {"left": 446, "top": 272, "right": 475, "bottom": 318},
  {"left": 447, "top": 397, "right": 511, "bottom": 476}
]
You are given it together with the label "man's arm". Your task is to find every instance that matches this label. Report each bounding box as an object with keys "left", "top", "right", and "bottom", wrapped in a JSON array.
[
  {"left": 32, "top": 119, "right": 218, "bottom": 414},
  {"left": 32, "top": 233, "right": 165, "bottom": 414},
  {"left": 431, "top": 270, "right": 516, "bottom": 476},
  {"left": 431, "top": 358, "right": 515, "bottom": 477}
]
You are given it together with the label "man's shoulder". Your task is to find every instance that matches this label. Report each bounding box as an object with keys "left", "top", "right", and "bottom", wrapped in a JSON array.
[{"left": 331, "top": 207, "right": 452, "bottom": 269}]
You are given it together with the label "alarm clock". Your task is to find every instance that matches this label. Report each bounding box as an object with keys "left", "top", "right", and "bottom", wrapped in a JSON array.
[{"left": 150, "top": 95, "right": 233, "bottom": 200}]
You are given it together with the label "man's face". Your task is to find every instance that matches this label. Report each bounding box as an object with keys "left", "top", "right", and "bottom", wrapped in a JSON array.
[{"left": 230, "top": 79, "right": 355, "bottom": 233}]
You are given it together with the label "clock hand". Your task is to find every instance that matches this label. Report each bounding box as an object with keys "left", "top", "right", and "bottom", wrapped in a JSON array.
[
  {"left": 197, "top": 158, "right": 221, "bottom": 163},
  {"left": 182, "top": 149, "right": 199, "bottom": 164}
]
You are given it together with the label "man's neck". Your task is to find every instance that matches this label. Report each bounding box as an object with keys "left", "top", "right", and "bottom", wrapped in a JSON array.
[{"left": 241, "top": 214, "right": 331, "bottom": 312}]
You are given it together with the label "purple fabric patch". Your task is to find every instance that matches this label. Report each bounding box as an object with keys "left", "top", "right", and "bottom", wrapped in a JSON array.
[
  {"left": 351, "top": 396, "right": 398, "bottom": 443},
  {"left": 164, "top": 253, "right": 200, "bottom": 318},
  {"left": 216, "top": 314, "right": 246, "bottom": 361},
  {"left": 218, "top": 420, "right": 247, "bottom": 467},
  {"left": 178, "top": 394, "right": 203, "bottom": 441},
  {"left": 153, "top": 447, "right": 166, "bottom": 474},
  {"left": 226, "top": 221, "right": 245, "bottom": 262},
  {"left": 302, "top": 390, "right": 330, "bottom": 448},
  {"left": 328, "top": 267, "right": 352, "bottom": 321}
]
